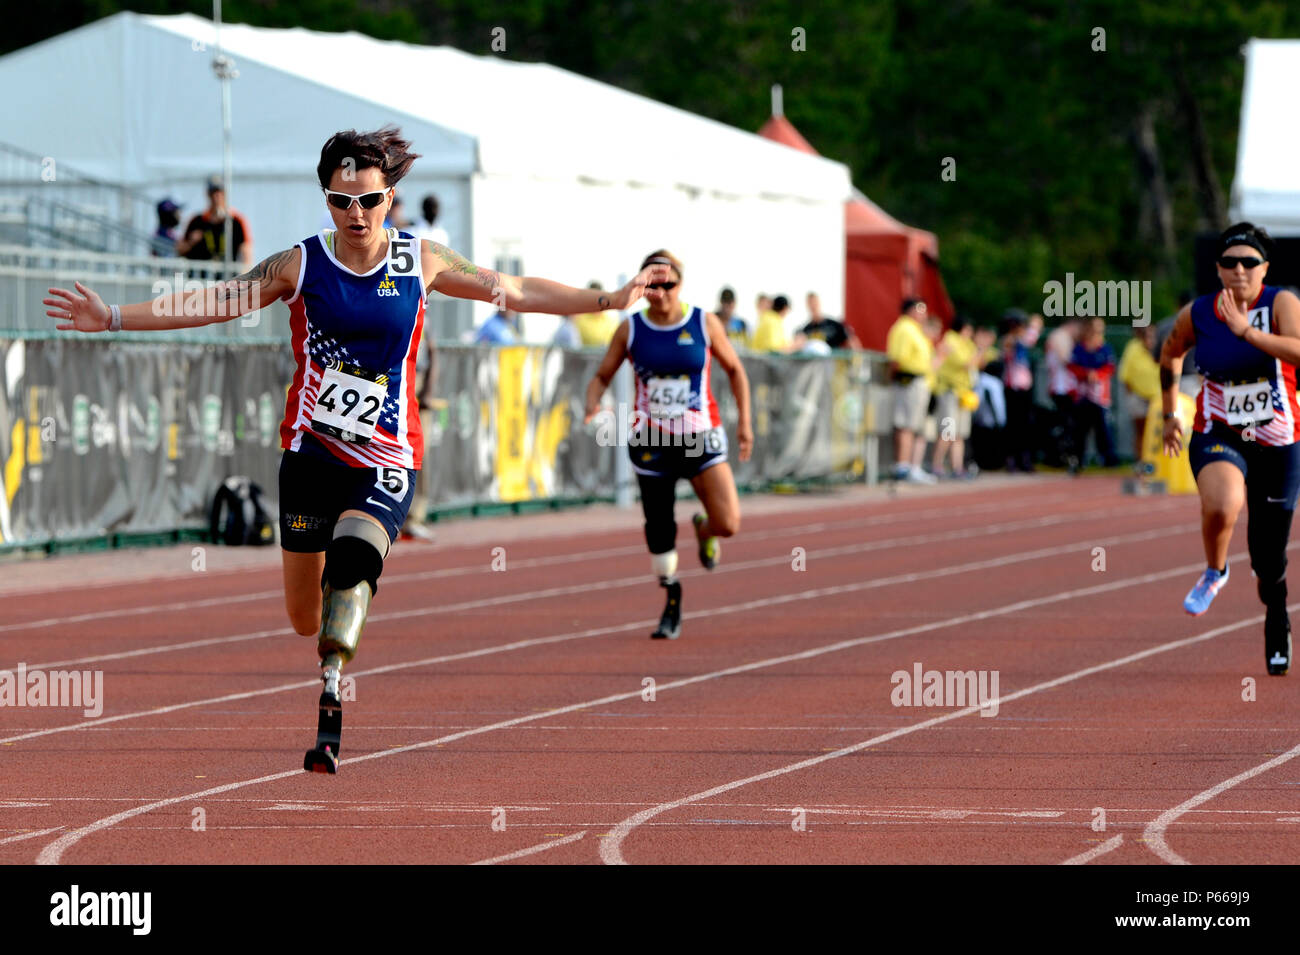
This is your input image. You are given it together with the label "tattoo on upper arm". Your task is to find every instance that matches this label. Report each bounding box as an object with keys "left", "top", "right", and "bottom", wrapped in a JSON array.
[
  {"left": 216, "top": 248, "right": 295, "bottom": 306},
  {"left": 433, "top": 242, "right": 501, "bottom": 296}
]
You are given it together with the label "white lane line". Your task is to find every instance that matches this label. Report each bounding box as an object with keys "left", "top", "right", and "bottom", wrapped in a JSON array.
[
  {"left": 0, "top": 496, "right": 1034, "bottom": 635},
  {"left": 2, "top": 493, "right": 1170, "bottom": 649},
  {"left": 0, "top": 826, "right": 65, "bottom": 846},
  {"left": 0, "top": 523, "right": 1189, "bottom": 746},
  {"left": 597, "top": 606, "right": 1286, "bottom": 865},
  {"left": 7, "top": 502, "right": 1185, "bottom": 673},
  {"left": 1061, "top": 834, "right": 1125, "bottom": 865},
  {"left": 0, "top": 492, "right": 1070, "bottom": 601},
  {"left": 35, "top": 545, "right": 1223, "bottom": 865},
  {"left": 469, "top": 831, "right": 588, "bottom": 865},
  {"left": 36, "top": 772, "right": 302, "bottom": 864},
  {"left": 1142, "top": 740, "right": 1300, "bottom": 865}
]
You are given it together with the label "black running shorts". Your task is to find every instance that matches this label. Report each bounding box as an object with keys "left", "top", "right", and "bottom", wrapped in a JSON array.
[{"left": 278, "top": 445, "right": 417, "bottom": 553}]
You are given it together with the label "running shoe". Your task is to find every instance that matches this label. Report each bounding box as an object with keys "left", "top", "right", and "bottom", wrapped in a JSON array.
[
  {"left": 1183, "top": 565, "right": 1229, "bottom": 616},
  {"left": 693, "top": 513, "right": 720, "bottom": 570},
  {"left": 904, "top": 467, "right": 937, "bottom": 485},
  {"left": 1266, "top": 606, "right": 1291, "bottom": 676}
]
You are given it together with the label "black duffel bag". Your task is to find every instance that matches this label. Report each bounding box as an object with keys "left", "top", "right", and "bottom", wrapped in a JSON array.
[{"left": 210, "top": 476, "right": 276, "bottom": 546}]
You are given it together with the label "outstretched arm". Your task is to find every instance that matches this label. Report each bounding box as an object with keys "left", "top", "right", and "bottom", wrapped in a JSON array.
[
  {"left": 46, "top": 248, "right": 299, "bottom": 332},
  {"left": 705, "top": 312, "right": 753, "bottom": 462},
  {"left": 584, "top": 320, "right": 630, "bottom": 422},
  {"left": 422, "top": 241, "right": 669, "bottom": 314}
]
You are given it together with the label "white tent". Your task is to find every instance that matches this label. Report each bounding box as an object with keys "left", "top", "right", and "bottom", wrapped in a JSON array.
[
  {"left": 1231, "top": 39, "right": 1300, "bottom": 234},
  {"left": 0, "top": 12, "right": 851, "bottom": 337}
]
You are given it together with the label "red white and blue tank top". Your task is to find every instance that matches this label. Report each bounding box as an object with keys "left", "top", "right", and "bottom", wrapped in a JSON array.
[
  {"left": 280, "top": 229, "right": 427, "bottom": 468},
  {"left": 1192, "top": 285, "right": 1299, "bottom": 446},
  {"left": 627, "top": 304, "right": 721, "bottom": 435}
]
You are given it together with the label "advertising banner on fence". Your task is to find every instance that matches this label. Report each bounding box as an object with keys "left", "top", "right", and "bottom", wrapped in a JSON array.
[{"left": 0, "top": 339, "right": 871, "bottom": 546}]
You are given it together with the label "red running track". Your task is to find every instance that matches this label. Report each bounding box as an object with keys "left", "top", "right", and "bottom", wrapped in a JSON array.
[{"left": 1, "top": 475, "right": 1298, "bottom": 865}]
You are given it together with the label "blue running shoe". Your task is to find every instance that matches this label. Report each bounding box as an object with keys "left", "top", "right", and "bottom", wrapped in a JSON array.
[{"left": 1184, "top": 564, "right": 1229, "bottom": 616}]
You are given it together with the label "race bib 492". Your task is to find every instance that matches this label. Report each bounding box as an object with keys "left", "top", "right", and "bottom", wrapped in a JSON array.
[{"left": 311, "top": 361, "right": 389, "bottom": 444}]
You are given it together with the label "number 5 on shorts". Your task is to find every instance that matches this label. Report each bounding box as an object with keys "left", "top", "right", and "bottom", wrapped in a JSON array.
[{"left": 377, "top": 467, "right": 408, "bottom": 500}]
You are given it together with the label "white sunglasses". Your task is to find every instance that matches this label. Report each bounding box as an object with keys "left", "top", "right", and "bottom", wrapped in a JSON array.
[{"left": 323, "top": 188, "right": 390, "bottom": 211}]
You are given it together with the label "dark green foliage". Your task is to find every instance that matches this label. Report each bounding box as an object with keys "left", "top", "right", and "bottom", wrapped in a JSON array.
[{"left": 9, "top": 1, "right": 1300, "bottom": 321}]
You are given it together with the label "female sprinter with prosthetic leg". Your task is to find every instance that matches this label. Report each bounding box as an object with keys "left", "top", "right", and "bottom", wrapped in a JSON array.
[
  {"left": 584, "top": 250, "right": 753, "bottom": 639},
  {"left": 1159, "top": 222, "right": 1300, "bottom": 675},
  {"left": 46, "top": 126, "right": 669, "bottom": 771}
]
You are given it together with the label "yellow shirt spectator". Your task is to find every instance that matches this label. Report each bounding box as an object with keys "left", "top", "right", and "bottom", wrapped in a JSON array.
[
  {"left": 725, "top": 318, "right": 751, "bottom": 350},
  {"left": 935, "top": 330, "right": 976, "bottom": 394},
  {"left": 574, "top": 310, "right": 619, "bottom": 347},
  {"left": 751, "top": 309, "right": 789, "bottom": 352},
  {"left": 1118, "top": 338, "right": 1160, "bottom": 401},
  {"left": 886, "top": 314, "right": 933, "bottom": 378}
]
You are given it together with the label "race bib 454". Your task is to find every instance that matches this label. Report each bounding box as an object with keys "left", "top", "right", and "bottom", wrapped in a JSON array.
[{"left": 647, "top": 375, "right": 693, "bottom": 419}]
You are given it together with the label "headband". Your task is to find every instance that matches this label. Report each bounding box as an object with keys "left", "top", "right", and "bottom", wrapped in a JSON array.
[{"left": 1219, "top": 232, "right": 1269, "bottom": 260}]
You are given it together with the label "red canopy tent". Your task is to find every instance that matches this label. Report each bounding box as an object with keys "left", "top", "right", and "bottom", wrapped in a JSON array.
[{"left": 758, "top": 114, "right": 954, "bottom": 351}]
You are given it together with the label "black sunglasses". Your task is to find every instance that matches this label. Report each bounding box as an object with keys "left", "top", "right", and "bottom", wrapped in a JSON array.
[
  {"left": 1218, "top": 255, "right": 1264, "bottom": 270},
  {"left": 648, "top": 281, "right": 678, "bottom": 291},
  {"left": 323, "top": 189, "right": 389, "bottom": 211}
]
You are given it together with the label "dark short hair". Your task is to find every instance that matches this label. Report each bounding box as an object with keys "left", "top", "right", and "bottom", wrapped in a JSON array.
[
  {"left": 422, "top": 194, "right": 440, "bottom": 223},
  {"left": 951, "top": 314, "right": 970, "bottom": 333},
  {"left": 719, "top": 287, "right": 735, "bottom": 305},
  {"left": 317, "top": 125, "right": 421, "bottom": 189},
  {"left": 901, "top": 297, "right": 922, "bottom": 313},
  {"left": 773, "top": 295, "right": 789, "bottom": 312}
]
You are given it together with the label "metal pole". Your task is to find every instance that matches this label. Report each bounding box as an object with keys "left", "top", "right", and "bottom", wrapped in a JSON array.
[{"left": 212, "top": 1, "right": 237, "bottom": 278}]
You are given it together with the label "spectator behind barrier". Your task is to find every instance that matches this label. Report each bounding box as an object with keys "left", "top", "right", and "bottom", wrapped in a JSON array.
[
  {"left": 931, "top": 314, "right": 982, "bottom": 478},
  {"left": 1044, "top": 318, "right": 1081, "bottom": 470},
  {"left": 1000, "top": 308, "right": 1036, "bottom": 472},
  {"left": 718, "top": 287, "right": 751, "bottom": 350},
  {"left": 1069, "top": 316, "right": 1119, "bottom": 468},
  {"left": 795, "top": 291, "right": 860, "bottom": 351},
  {"left": 1119, "top": 322, "right": 1160, "bottom": 470},
  {"left": 753, "top": 294, "right": 792, "bottom": 353},
  {"left": 385, "top": 192, "right": 412, "bottom": 230},
  {"left": 886, "top": 298, "right": 936, "bottom": 484},
  {"left": 574, "top": 281, "right": 618, "bottom": 346},
  {"left": 552, "top": 313, "right": 582, "bottom": 349},
  {"left": 970, "top": 326, "right": 1007, "bottom": 471},
  {"left": 151, "top": 198, "right": 181, "bottom": 257},
  {"left": 411, "top": 194, "right": 449, "bottom": 247},
  {"left": 912, "top": 315, "right": 946, "bottom": 475},
  {"left": 176, "top": 176, "right": 252, "bottom": 265},
  {"left": 472, "top": 308, "right": 519, "bottom": 346}
]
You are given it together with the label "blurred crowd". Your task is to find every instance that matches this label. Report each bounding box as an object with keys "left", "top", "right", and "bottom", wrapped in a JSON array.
[
  {"left": 474, "top": 285, "right": 864, "bottom": 353},
  {"left": 150, "top": 182, "right": 454, "bottom": 268},
  {"left": 151, "top": 177, "right": 254, "bottom": 265},
  {"left": 885, "top": 301, "right": 1165, "bottom": 483}
]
